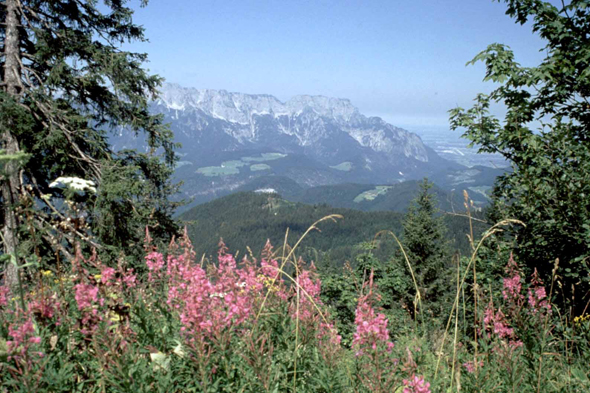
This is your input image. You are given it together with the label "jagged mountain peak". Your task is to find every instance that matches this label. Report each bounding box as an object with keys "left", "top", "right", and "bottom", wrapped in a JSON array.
[
  {"left": 150, "top": 83, "right": 433, "bottom": 165},
  {"left": 156, "top": 83, "right": 359, "bottom": 123}
]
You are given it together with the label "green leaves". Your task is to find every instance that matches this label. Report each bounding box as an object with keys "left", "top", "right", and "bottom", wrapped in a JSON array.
[{"left": 452, "top": 0, "right": 590, "bottom": 310}]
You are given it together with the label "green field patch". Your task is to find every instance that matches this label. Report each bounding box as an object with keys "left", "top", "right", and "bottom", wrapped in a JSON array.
[
  {"left": 468, "top": 185, "right": 492, "bottom": 200},
  {"left": 175, "top": 161, "right": 193, "bottom": 169},
  {"left": 221, "top": 160, "right": 248, "bottom": 168},
  {"left": 196, "top": 166, "right": 240, "bottom": 176},
  {"left": 250, "top": 164, "right": 271, "bottom": 171},
  {"left": 242, "top": 152, "right": 287, "bottom": 162},
  {"left": 330, "top": 162, "right": 353, "bottom": 171},
  {"left": 195, "top": 153, "right": 285, "bottom": 177},
  {"left": 353, "top": 186, "right": 393, "bottom": 203}
]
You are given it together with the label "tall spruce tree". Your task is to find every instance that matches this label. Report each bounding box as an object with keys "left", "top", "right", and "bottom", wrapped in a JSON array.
[
  {"left": 0, "top": 0, "right": 180, "bottom": 287},
  {"left": 401, "top": 179, "right": 450, "bottom": 311},
  {"left": 449, "top": 0, "right": 590, "bottom": 311}
]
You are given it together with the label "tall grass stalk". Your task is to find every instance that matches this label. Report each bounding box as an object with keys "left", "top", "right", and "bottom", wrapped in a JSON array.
[
  {"left": 536, "top": 258, "right": 559, "bottom": 393},
  {"left": 255, "top": 215, "right": 342, "bottom": 321},
  {"left": 434, "top": 218, "right": 525, "bottom": 378},
  {"left": 374, "top": 230, "right": 423, "bottom": 326},
  {"left": 450, "top": 253, "right": 461, "bottom": 391}
]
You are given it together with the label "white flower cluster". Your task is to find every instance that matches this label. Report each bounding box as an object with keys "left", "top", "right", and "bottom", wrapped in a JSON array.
[{"left": 49, "top": 177, "right": 97, "bottom": 194}]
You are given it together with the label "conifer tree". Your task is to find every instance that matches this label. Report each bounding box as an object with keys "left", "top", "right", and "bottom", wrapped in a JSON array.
[
  {"left": 1, "top": 0, "right": 180, "bottom": 287},
  {"left": 401, "top": 179, "right": 450, "bottom": 309}
]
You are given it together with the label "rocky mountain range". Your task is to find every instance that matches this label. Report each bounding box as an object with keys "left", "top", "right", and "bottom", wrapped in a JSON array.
[{"left": 109, "top": 83, "right": 502, "bottom": 209}]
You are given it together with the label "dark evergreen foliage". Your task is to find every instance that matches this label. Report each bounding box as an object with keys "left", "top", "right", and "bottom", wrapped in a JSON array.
[
  {"left": 179, "top": 192, "right": 405, "bottom": 264},
  {"left": 0, "top": 0, "right": 180, "bottom": 276},
  {"left": 179, "top": 190, "right": 483, "bottom": 266},
  {"left": 401, "top": 179, "right": 451, "bottom": 307}
]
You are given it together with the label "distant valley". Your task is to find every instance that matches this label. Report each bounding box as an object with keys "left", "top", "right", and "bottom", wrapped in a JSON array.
[
  {"left": 109, "top": 83, "right": 506, "bottom": 212},
  {"left": 405, "top": 124, "right": 509, "bottom": 169}
]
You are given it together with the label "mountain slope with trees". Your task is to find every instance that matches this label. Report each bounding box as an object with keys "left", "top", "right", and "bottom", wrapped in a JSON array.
[{"left": 178, "top": 190, "right": 484, "bottom": 265}]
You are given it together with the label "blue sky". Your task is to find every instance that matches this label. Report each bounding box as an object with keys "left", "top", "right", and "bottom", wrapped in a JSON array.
[{"left": 127, "top": 0, "right": 551, "bottom": 128}]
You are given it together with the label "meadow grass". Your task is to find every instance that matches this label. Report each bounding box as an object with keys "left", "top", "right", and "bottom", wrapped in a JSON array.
[{"left": 1, "top": 214, "right": 589, "bottom": 392}]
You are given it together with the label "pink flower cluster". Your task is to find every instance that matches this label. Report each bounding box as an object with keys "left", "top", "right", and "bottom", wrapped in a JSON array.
[
  {"left": 7, "top": 317, "right": 42, "bottom": 358},
  {"left": 259, "top": 241, "right": 289, "bottom": 300},
  {"left": 527, "top": 269, "right": 551, "bottom": 315},
  {"left": 483, "top": 306, "right": 515, "bottom": 340},
  {"left": 145, "top": 251, "right": 165, "bottom": 282},
  {"left": 100, "top": 267, "right": 116, "bottom": 285},
  {"left": 163, "top": 241, "right": 267, "bottom": 340},
  {"left": 96, "top": 262, "right": 136, "bottom": 289},
  {"left": 292, "top": 267, "right": 322, "bottom": 322},
  {"left": 74, "top": 283, "right": 100, "bottom": 310},
  {"left": 0, "top": 285, "right": 9, "bottom": 308},
  {"left": 402, "top": 375, "right": 431, "bottom": 393},
  {"left": 481, "top": 256, "right": 554, "bottom": 353},
  {"left": 352, "top": 274, "right": 394, "bottom": 355},
  {"left": 483, "top": 302, "right": 524, "bottom": 350},
  {"left": 317, "top": 321, "right": 342, "bottom": 347},
  {"left": 502, "top": 254, "right": 523, "bottom": 302},
  {"left": 154, "top": 235, "right": 342, "bottom": 354},
  {"left": 462, "top": 360, "right": 484, "bottom": 374},
  {"left": 260, "top": 257, "right": 289, "bottom": 301},
  {"left": 28, "top": 293, "right": 61, "bottom": 324},
  {"left": 74, "top": 282, "right": 104, "bottom": 335}
]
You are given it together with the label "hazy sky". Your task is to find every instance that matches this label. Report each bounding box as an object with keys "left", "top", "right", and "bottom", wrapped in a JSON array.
[{"left": 127, "top": 0, "right": 551, "bottom": 128}]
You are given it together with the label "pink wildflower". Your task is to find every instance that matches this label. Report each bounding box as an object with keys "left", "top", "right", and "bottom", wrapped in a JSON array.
[
  {"left": 483, "top": 301, "right": 524, "bottom": 351},
  {"left": 7, "top": 318, "right": 41, "bottom": 357},
  {"left": 122, "top": 269, "right": 137, "bottom": 288},
  {"left": 100, "top": 267, "right": 116, "bottom": 285},
  {"left": 502, "top": 254, "right": 523, "bottom": 302},
  {"left": 28, "top": 295, "right": 61, "bottom": 321},
  {"left": 292, "top": 268, "right": 322, "bottom": 323},
  {"left": 317, "top": 321, "right": 342, "bottom": 347},
  {"left": 463, "top": 360, "right": 483, "bottom": 373},
  {"left": 0, "top": 285, "right": 9, "bottom": 307},
  {"left": 165, "top": 242, "right": 260, "bottom": 339},
  {"left": 261, "top": 258, "right": 279, "bottom": 278},
  {"left": 492, "top": 309, "right": 514, "bottom": 339},
  {"left": 29, "top": 336, "right": 41, "bottom": 344},
  {"left": 509, "top": 340, "right": 524, "bottom": 348},
  {"left": 352, "top": 279, "right": 394, "bottom": 355},
  {"left": 502, "top": 275, "right": 522, "bottom": 301},
  {"left": 74, "top": 283, "right": 99, "bottom": 310},
  {"left": 403, "top": 375, "right": 431, "bottom": 393},
  {"left": 145, "top": 252, "right": 165, "bottom": 282},
  {"left": 484, "top": 304, "right": 515, "bottom": 339},
  {"left": 527, "top": 269, "right": 551, "bottom": 314},
  {"left": 260, "top": 256, "right": 288, "bottom": 300}
]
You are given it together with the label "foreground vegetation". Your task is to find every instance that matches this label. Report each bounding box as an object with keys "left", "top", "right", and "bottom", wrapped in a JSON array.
[{"left": 1, "top": 219, "right": 589, "bottom": 392}]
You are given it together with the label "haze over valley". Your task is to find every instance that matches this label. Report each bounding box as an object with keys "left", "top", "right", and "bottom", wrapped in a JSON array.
[{"left": 110, "top": 83, "right": 504, "bottom": 211}]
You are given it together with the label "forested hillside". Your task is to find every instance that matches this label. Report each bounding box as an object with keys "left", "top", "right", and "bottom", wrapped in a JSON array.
[
  {"left": 179, "top": 191, "right": 484, "bottom": 264},
  {"left": 294, "top": 180, "right": 465, "bottom": 212}
]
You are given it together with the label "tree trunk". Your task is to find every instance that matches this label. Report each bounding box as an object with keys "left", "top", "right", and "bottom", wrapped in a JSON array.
[{"left": 1, "top": 0, "right": 23, "bottom": 290}]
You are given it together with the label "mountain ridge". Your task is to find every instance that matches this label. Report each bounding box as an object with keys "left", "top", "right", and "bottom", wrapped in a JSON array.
[
  {"left": 149, "top": 83, "right": 431, "bottom": 165},
  {"left": 109, "top": 83, "right": 501, "bottom": 209}
]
